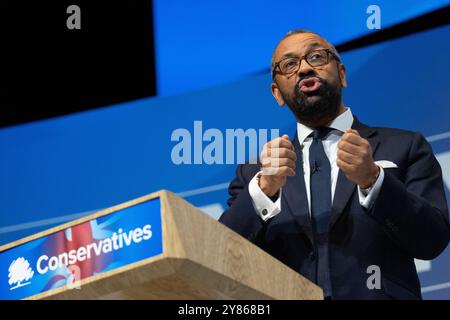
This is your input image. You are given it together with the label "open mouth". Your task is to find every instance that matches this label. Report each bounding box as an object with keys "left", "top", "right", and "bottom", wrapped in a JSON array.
[{"left": 298, "top": 77, "right": 322, "bottom": 93}]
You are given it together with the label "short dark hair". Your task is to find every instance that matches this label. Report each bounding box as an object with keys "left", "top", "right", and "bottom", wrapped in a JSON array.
[{"left": 270, "top": 29, "right": 341, "bottom": 79}]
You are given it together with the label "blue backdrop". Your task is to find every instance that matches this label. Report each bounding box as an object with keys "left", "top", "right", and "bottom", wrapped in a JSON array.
[{"left": 1, "top": 1, "right": 449, "bottom": 299}]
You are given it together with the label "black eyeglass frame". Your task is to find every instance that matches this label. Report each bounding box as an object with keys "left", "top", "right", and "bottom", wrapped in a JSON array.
[{"left": 271, "top": 48, "right": 340, "bottom": 80}]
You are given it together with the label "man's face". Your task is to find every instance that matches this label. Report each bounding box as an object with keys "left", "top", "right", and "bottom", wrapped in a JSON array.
[{"left": 271, "top": 33, "right": 347, "bottom": 128}]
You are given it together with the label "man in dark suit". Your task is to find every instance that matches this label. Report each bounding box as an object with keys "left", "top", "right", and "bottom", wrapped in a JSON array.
[{"left": 218, "top": 30, "right": 450, "bottom": 299}]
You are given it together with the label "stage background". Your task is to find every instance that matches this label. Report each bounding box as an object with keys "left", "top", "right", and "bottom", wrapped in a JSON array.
[{"left": 1, "top": 1, "right": 450, "bottom": 299}]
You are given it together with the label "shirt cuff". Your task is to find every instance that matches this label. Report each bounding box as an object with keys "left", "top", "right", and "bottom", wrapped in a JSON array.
[
  {"left": 358, "top": 166, "right": 385, "bottom": 209},
  {"left": 248, "top": 171, "right": 282, "bottom": 221}
]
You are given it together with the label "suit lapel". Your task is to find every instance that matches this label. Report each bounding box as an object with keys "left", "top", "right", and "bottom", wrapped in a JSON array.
[
  {"left": 281, "top": 116, "right": 380, "bottom": 238},
  {"left": 282, "top": 135, "right": 314, "bottom": 244},
  {"left": 329, "top": 116, "right": 380, "bottom": 229}
]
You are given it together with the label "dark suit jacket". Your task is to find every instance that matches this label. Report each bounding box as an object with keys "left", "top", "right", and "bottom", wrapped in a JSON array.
[{"left": 219, "top": 116, "right": 450, "bottom": 299}]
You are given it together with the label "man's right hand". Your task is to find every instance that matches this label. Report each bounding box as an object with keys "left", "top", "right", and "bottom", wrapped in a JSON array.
[{"left": 259, "top": 134, "right": 297, "bottom": 197}]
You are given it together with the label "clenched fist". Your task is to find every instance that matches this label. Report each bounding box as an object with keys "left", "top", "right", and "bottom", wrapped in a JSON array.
[
  {"left": 337, "top": 129, "right": 379, "bottom": 189},
  {"left": 259, "top": 134, "right": 297, "bottom": 197}
]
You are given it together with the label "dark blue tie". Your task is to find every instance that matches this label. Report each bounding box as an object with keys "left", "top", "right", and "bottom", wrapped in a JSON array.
[{"left": 309, "top": 128, "right": 332, "bottom": 297}]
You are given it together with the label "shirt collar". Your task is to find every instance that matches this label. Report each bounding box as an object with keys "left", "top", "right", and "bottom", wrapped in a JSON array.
[{"left": 296, "top": 107, "right": 354, "bottom": 145}]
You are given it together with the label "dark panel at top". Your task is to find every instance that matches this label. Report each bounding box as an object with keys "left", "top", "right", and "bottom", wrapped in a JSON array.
[{"left": 1, "top": 1, "right": 156, "bottom": 127}]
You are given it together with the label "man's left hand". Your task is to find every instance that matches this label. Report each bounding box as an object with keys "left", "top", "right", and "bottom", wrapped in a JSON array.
[{"left": 337, "top": 129, "right": 379, "bottom": 189}]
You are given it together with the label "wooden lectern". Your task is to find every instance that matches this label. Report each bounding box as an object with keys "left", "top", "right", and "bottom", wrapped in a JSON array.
[{"left": 0, "top": 190, "right": 323, "bottom": 300}]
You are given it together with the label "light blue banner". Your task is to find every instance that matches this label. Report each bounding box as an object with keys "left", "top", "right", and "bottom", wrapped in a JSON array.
[{"left": 0, "top": 198, "right": 162, "bottom": 300}]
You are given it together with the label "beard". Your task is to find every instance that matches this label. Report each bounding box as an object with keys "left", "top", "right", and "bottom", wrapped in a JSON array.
[{"left": 279, "top": 75, "right": 342, "bottom": 128}]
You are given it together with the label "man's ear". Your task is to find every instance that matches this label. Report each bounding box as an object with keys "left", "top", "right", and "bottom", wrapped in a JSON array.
[
  {"left": 338, "top": 63, "right": 347, "bottom": 88},
  {"left": 271, "top": 82, "right": 285, "bottom": 107}
]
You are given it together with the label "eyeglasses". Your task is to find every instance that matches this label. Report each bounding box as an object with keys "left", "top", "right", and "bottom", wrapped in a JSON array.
[{"left": 272, "top": 48, "right": 340, "bottom": 79}]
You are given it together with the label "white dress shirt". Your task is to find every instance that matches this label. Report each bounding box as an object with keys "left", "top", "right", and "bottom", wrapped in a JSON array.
[{"left": 248, "top": 107, "right": 385, "bottom": 221}]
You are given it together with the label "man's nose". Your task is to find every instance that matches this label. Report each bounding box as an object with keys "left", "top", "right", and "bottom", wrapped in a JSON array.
[{"left": 297, "top": 58, "right": 315, "bottom": 78}]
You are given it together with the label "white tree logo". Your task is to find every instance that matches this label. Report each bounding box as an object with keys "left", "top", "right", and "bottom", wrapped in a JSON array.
[{"left": 8, "top": 257, "right": 34, "bottom": 290}]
